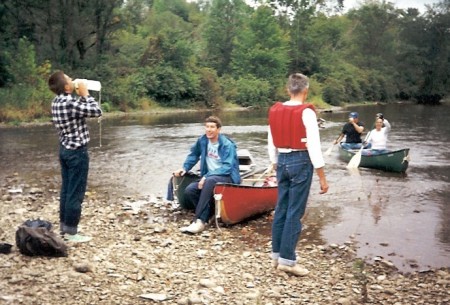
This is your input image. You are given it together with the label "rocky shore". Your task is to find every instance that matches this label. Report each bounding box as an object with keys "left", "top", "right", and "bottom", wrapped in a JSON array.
[{"left": 0, "top": 173, "right": 448, "bottom": 305}]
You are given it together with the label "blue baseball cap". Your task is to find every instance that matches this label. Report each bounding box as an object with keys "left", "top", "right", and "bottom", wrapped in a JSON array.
[{"left": 349, "top": 112, "right": 359, "bottom": 118}]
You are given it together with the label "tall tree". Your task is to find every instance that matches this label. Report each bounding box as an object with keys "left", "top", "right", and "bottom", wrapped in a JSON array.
[
  {"left": 202, "top": 0, "right": 248, "bottom": 76},
  {"left": 285, "top": 1, "right": 320, "bottom": 74},
  {"left": 395, "top": 8, "right": 428, "bottom": 99},
  {"left": 134, "top": 4, "right": 201, "bottom": 104},
  {"left": 393, "top": 0, "right": 449, "bottom": 103},
  {"left": 418, "top": 1, "right": 450, "bottom": 102},
  {"left": 346, "top": 1, "right": 399, "bottom": 70},
  {"left": 0, "top": 0, "right": 123, "bottom": 71},
  {"left": 231, "top": 5, "right": 289, "bottom": 83}
]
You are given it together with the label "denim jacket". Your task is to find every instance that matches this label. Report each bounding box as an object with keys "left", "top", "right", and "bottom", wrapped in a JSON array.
[{"left": 183, "top": 134, "right": 241, "bottom": 184}]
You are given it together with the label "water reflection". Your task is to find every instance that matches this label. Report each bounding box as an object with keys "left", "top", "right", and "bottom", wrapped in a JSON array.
[{"left": 1, "top": 103, "right": 449, "bottom": 272}]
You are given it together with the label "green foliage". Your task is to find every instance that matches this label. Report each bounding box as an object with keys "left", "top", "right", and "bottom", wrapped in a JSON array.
[
  {"left": 0, "top": 38, "right": 52, "bottom": 122},
  {"left": 1, "top": 0, "right": 449, "bottom": 123},
  {"left": 101, "top": 102, "right": 112, "bottom": 112},
  {"left": 346, "top": 2, "right": 400, "bottom": 70},
  {"left": 231, "top": 6, "right": 289, "bottom": 85},
  {"left": 196, "top": 67, "right": 224, "bottom": 108},
  {"left": 322, "top": 77, "right": 346, "bottom": 106},
  {"left": 202, "top": 0, "right": 248, "bottom": 76},
  {"left": 4, "top": 39, "right": 38, "bottom": 87},
  {"left": 153, "top": 0, "right": 190, "bottom": 21},
  {"left": 307, "top": 77, "right": 329, "bottom": 108},
  {"left": 108, "top": 72, "right": 148, "bottom": 111},
  {"left": 222, "top": 75, "right": 271, "bottom": 107},
  {"left": 144, "top": 65, "right": 200, "bottom": 106},
  {"left": 287, "top": 2, "right": 320, "bottom": 74},
  {"left": 354, "top": 70, "right": 396, "bottom": 102},
  {"left": 104, "top": 4, "right": 202, "bottom": 109},
  {"left": 321, "top": 60, "right": 398, "bottom": 105}
]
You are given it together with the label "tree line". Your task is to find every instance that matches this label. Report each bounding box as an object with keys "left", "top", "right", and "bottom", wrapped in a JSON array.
[{"left": 0, "top": 0, "right": 449, "bottom": 122}]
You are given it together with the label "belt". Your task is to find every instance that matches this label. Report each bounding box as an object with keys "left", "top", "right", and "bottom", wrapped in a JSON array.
[
  {"left": 278, "top": 148, "right": 307, "bottom": 153},
  {"left": 60, "top": 143, "right": 87, "bottom": 150}
]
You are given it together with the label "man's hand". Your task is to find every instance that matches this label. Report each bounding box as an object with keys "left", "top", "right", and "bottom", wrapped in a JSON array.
[
  {"left": 75, "top": 81, "right": 89, "bottom": 98},
  {"left": 198, "top": 177, "right": 206, "bottom": 189},
  {"left": 173, "top": 169, "right": 186, "bottom": 177},
  {"left": 316, "top": 167, "right": 329, "bottom": 194},
  {"left": 269, "top": 163, "right": 277, "bottom": 173},
  {"left": 319, "top": 178, "right": 329, "bottom": 194}
]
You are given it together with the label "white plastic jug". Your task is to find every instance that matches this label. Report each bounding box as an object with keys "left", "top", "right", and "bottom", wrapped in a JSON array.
[{"left": 73, "top": 79, "right": 102, "bottom": 91}]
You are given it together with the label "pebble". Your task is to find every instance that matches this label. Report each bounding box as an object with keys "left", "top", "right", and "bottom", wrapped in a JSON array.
[
  {"left": 138, "top": 293, "right": 167, "bottom": 301},
  {"left": 73, "top": 263, "right": 93, "bottom": 273}
]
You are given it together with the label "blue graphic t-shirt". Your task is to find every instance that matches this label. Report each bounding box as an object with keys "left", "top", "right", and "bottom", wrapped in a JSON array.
[{"left": 206, "top": 141, "right": 221, "bottom": 172}]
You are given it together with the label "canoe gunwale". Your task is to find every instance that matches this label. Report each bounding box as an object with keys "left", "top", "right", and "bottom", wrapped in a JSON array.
[{"left": 215, "top": 182, "right": 277, "bottom": 190}]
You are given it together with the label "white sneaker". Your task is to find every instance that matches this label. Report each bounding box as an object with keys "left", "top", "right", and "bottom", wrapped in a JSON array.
[
  {"left": 64, "top": 233, "right": 92, "bottom": 243},
  {"left": 277, "top": 264, "right": 309, "bottom": 276},
  {"left": 271, "top": 259, "right": 279, "bottom": 268},
  {"left": 180, "top": 219, "right": 205, "bottom": 234}
]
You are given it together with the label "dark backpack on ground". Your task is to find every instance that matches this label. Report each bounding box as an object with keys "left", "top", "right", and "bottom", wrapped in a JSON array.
[{"left": 15, "top": 219, "right": 68, "bottom": 257}]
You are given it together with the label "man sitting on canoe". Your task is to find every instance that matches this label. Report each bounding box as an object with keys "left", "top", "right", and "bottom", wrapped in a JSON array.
[
  {"left": 334, "top": 112, "right": 366, "bottom": 150},
  {"left": 173, "top": 116, "right": 241, "bottom": 234}
]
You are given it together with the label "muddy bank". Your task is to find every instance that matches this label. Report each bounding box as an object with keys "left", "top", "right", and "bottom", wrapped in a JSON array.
[{"left": 0, "top": 173, "right": 448, "bottom": 305}]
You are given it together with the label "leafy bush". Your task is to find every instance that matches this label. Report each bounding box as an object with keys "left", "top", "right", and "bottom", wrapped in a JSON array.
[
  {"left": 221, "top": 76, "right": 271, "bottom": 107},
  {"left": 0, "top": 39, "right": 53, "bottom": 122},
  {"left": 100, "top": 102, "right": 112, "bottom": 112},
  {"left": 195, "top": 68, "right": 224, "bottom": 109},
  {"left": 322, "top": 77, "right": 346, "bottom": 106},
  {"left": 143, "top": 65, "right": 200, "bottom": 107},
  {"left": 363, "top": 72, "right": 396, "bottom": 102}
]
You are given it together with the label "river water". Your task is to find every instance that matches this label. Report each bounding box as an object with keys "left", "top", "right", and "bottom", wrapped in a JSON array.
[{"left": 1, "top": 102, "right": 449, "bottom": 273}]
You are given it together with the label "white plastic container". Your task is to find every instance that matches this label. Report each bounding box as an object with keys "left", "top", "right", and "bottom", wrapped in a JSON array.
[{"left": 73, "top": 79, "right": 102, "bottom": 91}]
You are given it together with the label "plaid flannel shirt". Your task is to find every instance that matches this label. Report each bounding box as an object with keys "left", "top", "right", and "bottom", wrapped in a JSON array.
[{"left": 51, "top": 93, "right": 102, "bottom": 149}]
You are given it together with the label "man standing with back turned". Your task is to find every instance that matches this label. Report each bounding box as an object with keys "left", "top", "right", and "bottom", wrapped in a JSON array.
[{"left": 268, "top": 73, "right": 329, "bottom": 276}]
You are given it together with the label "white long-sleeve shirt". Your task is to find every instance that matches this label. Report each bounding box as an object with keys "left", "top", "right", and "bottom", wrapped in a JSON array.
[
  {"left": 366, "top": 119, "right": 391, "bottom": 150},
  {"left": 268, "top": 101, "right": 325, "bottom": 169}
]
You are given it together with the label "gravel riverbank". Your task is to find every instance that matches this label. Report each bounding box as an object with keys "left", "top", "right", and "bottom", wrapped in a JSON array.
[{"left": 0, "top": 173, "right": 449, "bottom": 305}]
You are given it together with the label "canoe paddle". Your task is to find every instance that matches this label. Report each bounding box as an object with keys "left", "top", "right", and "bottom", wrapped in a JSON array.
[
  {"left": 347, "top": 130, "right": 372, "bottom": 169},
  {"left": 324, "top": 141, "right": 336, "bottom": 156},
  {"left": 256, "top": 165, "right": 273, "bottom": 180}
]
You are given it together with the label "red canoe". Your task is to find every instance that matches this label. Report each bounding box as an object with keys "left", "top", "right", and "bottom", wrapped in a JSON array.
[
  {"left": 213, "top": 179, "right": 278, "bottom": 225},
  {"left": 172, "top": 171, "right": 277, "bottom": 225},
  {"left": 172, "top": 149, "right": 278, "bottom": 225}
]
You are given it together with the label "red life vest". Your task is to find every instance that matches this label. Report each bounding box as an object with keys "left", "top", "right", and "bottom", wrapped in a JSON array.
[{"left": 269, "top": 102, "right": 316, "bottom": 149}]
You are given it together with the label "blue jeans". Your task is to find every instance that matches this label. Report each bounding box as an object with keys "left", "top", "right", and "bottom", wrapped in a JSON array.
[
  {"left": 341, "top": 142, "right": 371, "bottom": 150},
  {"left": 59, "top": 145, "right": 89, "bottom": 234},
  {"left": 184, "top": 175, "right": 232, "bottom": 223},
  {"left": 272, "top": 151, "right": 313, "bottom": 266}
]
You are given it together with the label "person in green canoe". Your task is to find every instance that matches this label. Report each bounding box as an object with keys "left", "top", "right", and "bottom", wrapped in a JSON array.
[
  {"left": 334, "top": 111, "right": 366, "bottom": 150},
  {"left": 363, "top": 113, "right": 391, "bottom": 155}
]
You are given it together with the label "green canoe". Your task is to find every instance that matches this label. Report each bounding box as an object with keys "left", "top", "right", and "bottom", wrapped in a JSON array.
[{"left": 338, "top": 144, "right": 410, "bottom": 173}]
